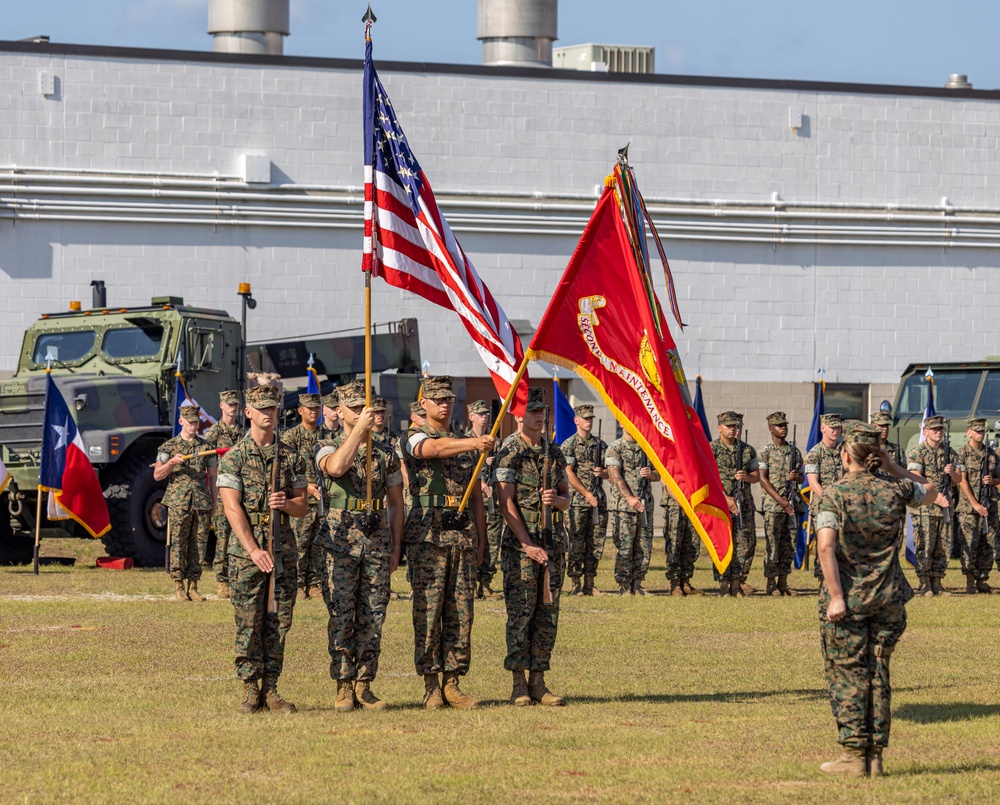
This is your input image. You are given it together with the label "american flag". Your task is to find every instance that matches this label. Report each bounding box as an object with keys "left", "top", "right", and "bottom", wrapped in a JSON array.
[{"left": 362, "top": 39, "right": 528, "bottom": 416}]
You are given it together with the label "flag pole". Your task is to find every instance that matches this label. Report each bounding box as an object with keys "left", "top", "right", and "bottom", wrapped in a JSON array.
[
  {"left": 363, "top": 5, "right": 376, "bottom": 512},
  {"left": 457, "top": 352, "right": 531, "bottom": 513},
  {"left": 33, "top": 484, "right": 42, "bottom": 575}
]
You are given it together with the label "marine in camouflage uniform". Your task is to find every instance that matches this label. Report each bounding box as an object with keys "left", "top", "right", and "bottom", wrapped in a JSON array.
[
  {"left": 154, "top": 404, "right": 218, "bottom": 602},
  {"left": 955, "top": 417, "right": 999, "bottom": 594},
  {"left": 711, "top": 411, "right": 759, "bottom": 596},
  {"left": 218, "top": 384, "right": 308, "bottom": 714},
  {"left": 205, "top": 389, "right": 242, "bottom": 597},
  {"left": 561, "top": 404, "right": 609, "bottom": 596},
  {"left": 906, "top": 415, "right": 961, "bottom": 596},
  {"left": 495, "top": 387, "right": 569, "bottom": 706},
  {"left": 402, "top": 376, "right": 493, "bottom": 710},
  {"left": 662, "top": 487, "right": 701, "bottom": 595},
  {"left": 871, "top": 410, "right": 905, "bottom": 554},
  {"left": 805, "top": 414, "right": 845, "bottom": 582},
  {"left": 464, "top": 400, "right": 504, "bottom": 599},
  {"left": 815, "top": 420, "right": 934, "bottom": 777},
  {"left": 282, "top": 392, "right": 327, "bottom": 599},
  {"left": 606, "top": 432, "right": 658, "bottom": 595},
  {"left": 315, "top": 381, "right": 405, "bottom": 711},
  {"left": 757, "top": 411, "right": 804, "bottom": 596}
]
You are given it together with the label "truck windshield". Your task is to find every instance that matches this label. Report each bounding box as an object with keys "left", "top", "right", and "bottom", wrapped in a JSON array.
[
  {"left": 975, "top": 370, "right": 1000, "bottom": 418},
  {"left": 32, "top": 331, "right": 97, "bottom": 364},
  {"left": 103, "top": 325, "right": 165, "bottom": 360},
  {"left": 897, "top": 371, "right": 982, "bottom": 418}
]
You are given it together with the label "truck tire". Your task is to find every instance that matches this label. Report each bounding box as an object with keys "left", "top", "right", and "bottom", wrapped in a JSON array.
[
  {"left": 0, "top": 492, "right": 33, "bottom": 566},
  {"left": 101, "top": 446, "right": 169, "bottom": 568}
]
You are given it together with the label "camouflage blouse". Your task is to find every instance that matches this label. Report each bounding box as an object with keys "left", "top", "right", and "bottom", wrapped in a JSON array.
[
  {"left": 561, "top": 432, "right": 608, "bottom": 509},
  {"left": 605, "top": 437, "right": 656, "bottom": 513},
  {"left": 494, "top": 431, "right": 569, "bottom": 551},
  {"left": 815, "top": 471, "right": 925, "bottom": 616},
  {"left": 157, "top": 434, "right": 216, "bottom": 511},
  {"left": 906, "top": 441, "right": 951, "bottom": 519},
  {"left": 804, "top": 442, "right": 844, "bottom": 513},
  {"left": 956, "top": 442, "right": 1000, "bottom": 513},
  {"left": 281, "top": 422, "right": 324, "bottom": 485},
  {"left": 758, "top": 442, "right": 804, "bottom": 514},
  {"left": 710, "top": 438, "right": 758, "bottom": 513},
  {"left": 204, "top": 420, "right": 241, "bottom": 450}
]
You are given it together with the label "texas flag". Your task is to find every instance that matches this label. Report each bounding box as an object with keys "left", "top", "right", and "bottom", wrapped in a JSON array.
[{"left": 39, "top": 373, "right": 111, "bottom": 538}]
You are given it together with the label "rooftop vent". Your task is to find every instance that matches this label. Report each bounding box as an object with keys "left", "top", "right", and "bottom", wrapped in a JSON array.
[
  {"left": 208, "top": 0, "right": 289, "bottom": 56},
  {"left": 944, "top": 73, "right": 973, "bottom": 89}
]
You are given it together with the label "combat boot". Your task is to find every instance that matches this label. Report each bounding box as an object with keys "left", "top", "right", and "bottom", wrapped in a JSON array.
[
  {"left": 355, "top": 680, "right": 387, "bottom": 711},
  {"left": 262, "top": 679, "right": 297, "bottom": 713},
  {"left": 931, "top": 576, "right": 951, "bottom": 596},
  {"left": 568, "top": 578, "right": 583, "bottom": 596},
  {"left": 334, "top": 678, "right": 356, "bottom": 712},
  {"left": 731, "top": 579, "right": 745, "bottom": 598},
  {"left": 669, "top": 579, "right": 685, "bottom": 596},
  {"left": 583, "top": 575, "right": 599, "bottom": 596},
  {"left": 765, "top": 577, "right": 778, "bottom": 596},
  {"left": 777, "top": 575, "right": 798, "bottom": 597},
  {"left": 632, "top": 581, "right": 647, "bottom": 596},
  {"left": 218, "top": 581, "right": 231, "bottom": 600},
  {"left": 976, "top": 578, "right": 993, "bottom": 594},
  {"left": 740, "top": 580, "right": 757, "bottom": 595},
  {"left": 186, "top": 580, "right": 206, "bottom": 602},
  {"left": 683, "top": 580, "right": 704, "bottom": 596},
  {"left": 510, "top": 670, "right": 531, "bottom": 707},
  {"left": 174, "top": 580, "right": 188, "bottom": 602},
  {"left": 296, "top": 586, "right": 308, "bottom": 602},
  {"left": 442, "top": 672, "right": 480, "bottom": 710},
  {"left": 423, "top": 674, "right": 445, "bottom": 710},
  {"left": 616, "top": 584, "right": 629, "bottom": 596},
  {"left": 965, "top": 573, "right": 978, "bottom": 594},
  {"left": 238, "top": 680, "right": 261, "bottom": 714},
  {"left": 916, "top": 575, "right": 931, "bottom": 596},
  {"left": 819, "top": 747, "right": 867, "bottom": 777},
  {"left": 528, "top": 671, "right": 565, "bottom": 706},
  {"left": 867, "top": 746, "right": 884, "bottom": 778},
  {"left": 719, "top": 580, "right": 730, "bottom": 597}
]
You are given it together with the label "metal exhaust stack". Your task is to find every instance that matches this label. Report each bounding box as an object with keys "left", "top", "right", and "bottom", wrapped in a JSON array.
[
  {"left": 208, "top": 0, "right": 289, "bottom": 55},
  {"left": 478, "top": 0, "right": 557, "bottom": 67}
]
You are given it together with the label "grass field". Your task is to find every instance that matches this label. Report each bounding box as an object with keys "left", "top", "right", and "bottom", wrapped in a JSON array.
[{"left": 2, "top": 537, "right": 999, "bottom": 804}]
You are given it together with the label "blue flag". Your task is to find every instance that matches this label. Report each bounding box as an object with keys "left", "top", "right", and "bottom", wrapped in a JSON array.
[
  {"left": 794, "top": 381, "right": 825, "bottom": 569},
  {"left": 553, "top": 380, "right": 575, "bottom": 444},
  {"left": 306, "top": 367, "right": 321, "bottom": 395},
  {"left": 692, "top": 376, "right": 711, "bottom": 441}
]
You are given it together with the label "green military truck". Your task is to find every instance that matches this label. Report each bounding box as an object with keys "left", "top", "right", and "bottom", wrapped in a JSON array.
[
  {"left": 888, "top": 360, "right": 1000, "bottom": 454},
  {"left": 0, "top": 291, "right": 421, "bottom": 566}
]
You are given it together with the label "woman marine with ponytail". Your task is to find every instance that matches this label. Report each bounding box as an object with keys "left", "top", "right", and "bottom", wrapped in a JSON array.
[{"left": 814, "top": 420, "right": 941, "bottom": 778}]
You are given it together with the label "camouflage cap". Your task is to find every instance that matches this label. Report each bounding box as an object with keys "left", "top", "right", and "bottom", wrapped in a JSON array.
[
  {"left": 245, "top": 384, "right": 281, "bottom": 410},
  {"left": 870, "top": 411, "right": 892, "bottom": 427},
  {"left": 843, "top": 420, "right": 880, "bottom": 446},
  {"left": 766, "top": 411, "right": 787, "bottom": 426},
  {"left": 526, "top": 387, "right": 547, "bottom": 411},
  {"left": 219, "top": 389, "right": 241, "bottom": 405},
  {"left": 421, "top": 376, "right": 456, "bottom": 401},
  {"left": 409, "top": 400, "right": 426, "bottom": 416},
  {"left": 371, "top": 397, "right": 387, "bottom": 412},
  {"left": 717, "top": 411, "right": 743, "bottom": 426},
  {"left": 322, "top": 390, "right": 339, "bottom": 408},
  {"left": 338, "top": 380, "right": 368, "bottom": 407},
  {"left": 820, "top": 413, "right": 843, "bottom": 428},
  {"left": 924, "top": 415, "right": 945, "bottom": 430},
  {"left": 967, "top": 417, "right": 987, "bottom": 432},
  {"left": 179, "top": 404, "right": 201, "bottom": 423},
  {"left": 574, "top": 404, "right": 595, "bottom": 418},
  {"left": 297, "top": 393, "right": 321, "bottom": 409},
  {"left": 467, "top": 399, "right": 490, "bottom": 415}
]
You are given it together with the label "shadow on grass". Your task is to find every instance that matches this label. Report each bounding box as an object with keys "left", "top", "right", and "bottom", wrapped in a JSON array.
[
  {"left": 895, "top": 702, "right": 1000, "bottom": 723},
  {"left": 569, "top": 689, "right": 828, "bottom": 705},
  {"left": 891, "top": 761, "right": 1000, "bottom": 776}
]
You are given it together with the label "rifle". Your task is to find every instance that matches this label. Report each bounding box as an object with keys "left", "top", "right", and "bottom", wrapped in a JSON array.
[
  {"left": 978, "top": 439, "right": 996, "bottom": 536},
  {"left": 893, "top": 426, "right": 903, "bottom": 467},
  {"left": 485, "top": 400, "right": 501, "bottom": 518},
  {"left": 266, "top": 418, "right": 284, "bottom": 615},
  {"left": 637, "top": 451, "right": 651, "bottom": 530},
  {"left": 940, "top": 423, "right": 955, "bottom": 526},
  {"left": 783, "top": 425, "right": 803, "bottom": 514},
  {"left": 733, "top": 429, "right": 747, "bottom": 531},
  {"left": 590, "top": 419, "right": 605, "bottom": 505},
  {"left": 540, "top": 405, "right": 554, "bottom": 605}
]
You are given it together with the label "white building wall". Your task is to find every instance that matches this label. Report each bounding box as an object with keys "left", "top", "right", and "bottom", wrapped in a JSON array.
[{"left": 1, "top": 44, "right": 999, "bottom": 390}]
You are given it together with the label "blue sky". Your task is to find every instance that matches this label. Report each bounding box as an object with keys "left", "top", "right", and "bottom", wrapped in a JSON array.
[{"left": 5, "top": 0, "right": 999, "bottom": 89}]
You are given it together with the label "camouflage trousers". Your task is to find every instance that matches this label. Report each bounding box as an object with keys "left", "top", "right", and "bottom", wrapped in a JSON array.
[
  {"left": 612, "top": 510, "right": 652, "bottom": 586},
  {"left": 477, "top": 507, "right": 504, "bottom": 586},
  {"left": 820, "top": 602, "right": 907, "bottom": 749},
  {"left": 212, "top": 505, "right": 232, "bottom": 583},
  {"left": 409, "top": 541, "right": 477, "bottom": 676},
  {"left": 763, "top": 511, "right": 796, "bottom": 578},
  {"left": 714, "top": 507, "right": 756, "bottom": 582},
  {"left": 501, "top": 546, "right": 564, "bottom": 672},
  {"left": 293, "top": 504, "right": 324, "bottom": 589},
  {"left": 664, "top": 498, "right": 699, "bottom": 582},
  {"left": 567, "top": 504, "right": 609, "bottom": 580},
  {"left": 229, "top": 553, "right": 297, "bottom": 683},
  {"left": 168, "top": 507, "right": 210, "bottom": 582},
  {"left": 957, "top": 510, "right": 997, "bottom": 580},
  {"left": 913, "top": 512, "right": 951, "bottom": 578},
  {"left": 320, "top": 546, "right": 391, "bottom": 682}
]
